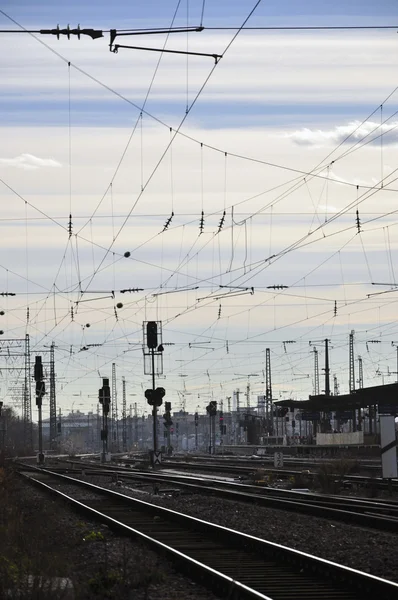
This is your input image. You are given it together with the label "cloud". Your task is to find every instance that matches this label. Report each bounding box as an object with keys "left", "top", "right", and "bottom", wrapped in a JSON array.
[
  {"left": 0, "top": 153, "right": 62, "bottom": 170},
  {"left": 286, "top": 120, "right": 398, "bottom": 147}
]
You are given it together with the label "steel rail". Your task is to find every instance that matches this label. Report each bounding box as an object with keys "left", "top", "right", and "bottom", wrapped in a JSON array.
[
  {"left": 20, "top": 467, "right": 398, "bottom": 600},
  {"left": 32, "top": 460, "right": 398, "bottom": 531}
]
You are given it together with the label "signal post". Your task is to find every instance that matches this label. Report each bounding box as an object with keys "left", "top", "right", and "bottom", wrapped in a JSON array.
[
  {"left": 163, "top": 401, "right": 173, "bottom": 455},
  {"left": 34, "top": 356, "right": 45, "bottom": 465},
  {"left": 206, "top": 400, "right": 217, "bottom": 454},
  {"left": 99, "top": 377, "right": 111, "bottom": 463},
  {"left": 143, "top": 321, "right": 165, "bottom": 466}
]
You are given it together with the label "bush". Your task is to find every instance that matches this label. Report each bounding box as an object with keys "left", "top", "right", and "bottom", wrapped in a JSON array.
[{"left": 315, "top": 459, "right": 360, "bottom": 494}]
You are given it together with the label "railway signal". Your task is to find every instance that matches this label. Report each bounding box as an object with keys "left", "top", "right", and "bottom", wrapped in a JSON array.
[
  {"left": 99, "top": 377, "right": 111, "bottom": 462},
  {"left": 34, "top": 356, "right": 45, "bottom": 465},
  {"left": 163, "top": 401, "right": 172, "bottom": 455},
  {"left": 145, "top": 387, "right": 165, "bottom": 407},
  {"left": 143, "top": 320, "right": 165, "bottom": 463},
  {"left": 194, "top": 411, "right": 199, "bottom": 450},
  {"left": 206, "top": 401, "right": 217, "bottom": 454}
]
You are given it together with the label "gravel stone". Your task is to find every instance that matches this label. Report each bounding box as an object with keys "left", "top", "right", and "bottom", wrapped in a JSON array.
[
  {"left": 10, "top": 475, "right": 218, "bottom": 599},
  {"left": 74, "top": 473, "right": 398, "bottom": 583}
]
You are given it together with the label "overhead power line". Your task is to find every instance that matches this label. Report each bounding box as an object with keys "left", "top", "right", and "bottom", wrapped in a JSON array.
[{"left": 2, "top": 24, "right": 397, "bottom": 33}]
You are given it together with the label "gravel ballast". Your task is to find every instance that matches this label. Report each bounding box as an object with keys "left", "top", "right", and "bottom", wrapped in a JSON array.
[
  {"left": 72, "top": 472, "right": 398, "bottom": 583},
  {"left": 2, "top": 473, "right": 218, "bottom": 600}
]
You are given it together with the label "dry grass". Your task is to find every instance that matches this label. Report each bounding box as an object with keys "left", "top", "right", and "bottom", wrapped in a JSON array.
[
  {"left": 315, "top": 459, "right": 361, "bottom": 494},
  {"left": 0, "top": 468, "right": 172, "bottom": 599}
]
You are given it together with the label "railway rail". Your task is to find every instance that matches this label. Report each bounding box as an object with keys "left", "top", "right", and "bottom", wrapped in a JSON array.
[
  {"left": 110, "top": 456, "right": 397, "bottom": 490},
  {"left": 23, "top": 459, "right": 398, "bottom": 532},
  {"left": 18, "top": 466, "right": 398, "bottom": 600}
]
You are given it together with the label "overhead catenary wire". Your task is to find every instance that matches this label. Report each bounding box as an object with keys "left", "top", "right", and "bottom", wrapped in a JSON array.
[{"left": 3, "top": 1, "right": 394, "bottom": 404}]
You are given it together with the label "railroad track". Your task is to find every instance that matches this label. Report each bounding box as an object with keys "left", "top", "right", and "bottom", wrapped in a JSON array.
[
  {"left": 18, "top": 466, "right": 398, "bottom": 600},
  {"left": 22, "top": 458, "right": 398, "bottom": 533},
  {"left": 168, "top": 454, "right": 383, "bottom": 470},
  {"left": 150, "top": 459, "right": 397, "bottom": 489}
]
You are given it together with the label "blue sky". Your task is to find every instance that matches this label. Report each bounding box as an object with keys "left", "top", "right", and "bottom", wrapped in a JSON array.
[
  {"left": 4, "top": 0, "right": 398, "bottom": 22},
  {"left": 1, "top": 1, "right": 398, "bottom": 415},
  {"left": 1, "top": 0, "right": 398, "bottom": 129}
]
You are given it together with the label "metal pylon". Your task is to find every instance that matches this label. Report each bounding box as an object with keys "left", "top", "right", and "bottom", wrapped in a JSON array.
[
  {"left": 24, "top": 334, "right": 32, "bottom": 451},
  {"left": 122, "top": 376, "right": 127, "bottom": 452},
  {"left": 349, "top": 331, "right": 355, "bottom": 393},
  {"left": 358, "top": 356, "right": 363, "bottom": 389},
  {"left": 111, "top": 363, "right": 119, "bottom": 451},
  {"left": 313, "top": 347, "right": 319, "bottom": 395},
  {"left": 49, "top": 342, "right": 57, "bottom": 449}
]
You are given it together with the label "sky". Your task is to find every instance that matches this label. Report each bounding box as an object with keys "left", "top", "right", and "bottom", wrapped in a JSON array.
[{"left": 1, "top": 0, "right": 398, "bottom": 420}]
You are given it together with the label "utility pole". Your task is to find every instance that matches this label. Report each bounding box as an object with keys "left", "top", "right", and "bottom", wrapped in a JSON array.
[
  {"left": 134, "top": 402, "right": 138, "bottom": 448},
  {"left": 111, "top": 363, "right": 119, "bottom": 451},
  {"left": 349, "top": 330, "right": 356, "bottom": 431},
  {"left": 122, "top": 376, "right": 127, "bottom": 452},
  {"left": 194, "top": 411, "right": 199, "bottom": 450},
  {"left": 349, "top": 331, "right": 355, "bottom": 393},
  {"left": 333, "top": 374, "right": 339, "bottom": 396},
  {"left": 324, "top": 339, "right": 330, "bottom": 396},
  {"left": 265, "top": 348, "right": 273, "bottom": 435},
  {"left": 313, "top": 347, "right": 320, "bottom": 395},
  {"left": 58, "top": 407, "right": 62, "bottom": 442},
  {"left": 0, "top": 401, "right": 4, "bottom": 465},
  {"left": 34, "top": 355, "right": 45, "bottom": 465},
  {"left": 357, "top": 355, "right": 364, "bottom": 432},
  {"left": 236, "top": 389, "right": 240, "bottom": 444},
  {"left": 391, "top": 342, "right": 398, "bottom": 383},
  {"left": 246, "top": 382, "right": 250, "bottom": 409},
  {"left": 358, "top": 356, "right": 364, "bottom": 389},
  {"left": 219, "top": 399, "right": 224, "bottom": 453},
  {"left": 49, "top": 342, "right": 57, "bottom": 450},
  {"left": 227, "top": 396, "right": 232, "bottom": 444},
  {"left": 24, "top": 334, "right": 32, "bottom": 452}
]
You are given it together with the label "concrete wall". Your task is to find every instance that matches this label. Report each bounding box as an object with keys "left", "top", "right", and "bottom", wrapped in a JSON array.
[{"left": 316, "top": 432, "right": 364, "bottom": 445}]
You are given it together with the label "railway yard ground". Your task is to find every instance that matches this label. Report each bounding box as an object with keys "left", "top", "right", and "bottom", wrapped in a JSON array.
[
  {"left": 56, "top": 467, "right": 398, "bottom": 583},
  {"left": 2, "top": 455, "right": 398, "bottom": 599},
  {"left": 0, "top": 468, "right": 217, "bottom": 600}
]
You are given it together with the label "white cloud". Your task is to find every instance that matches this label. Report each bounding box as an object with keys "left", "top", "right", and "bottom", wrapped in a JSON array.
[
  {"left": 0, "top": 153, "right": 62, "bottom": 170},
  {"left": 286, "top": 121, "right": 398, "bottom": 147}
]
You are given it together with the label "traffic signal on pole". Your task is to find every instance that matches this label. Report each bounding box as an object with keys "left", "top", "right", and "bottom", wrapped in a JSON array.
[
  {"left": 206, "top": 400, "right": 217, "bottom": 417},
  {"left": 99, "top": 377, "right": 111, "bottom": 415},
  {"left": 145, "top": 387, "right": 165, "bottom": 407},
  {"left": 34, "top": 356, "right": 43, "bottom": 382},
  {"left": 194, "top": 412, "right": 198, "bottom": 426},
  {"left": 146, "top": 321, "right": 158, "bottom": 349},
  {"left": 36, "top": 381, "right": 45, "bottom": 398},
  {"left": 219, "top": 411, "right": 224, "bottom": 432},
  {"left": 34, "top": 356, "right": 45, "bottom": 406},
  {"left": 163, "top": 402, "right": 173, "bottom": 426}
]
